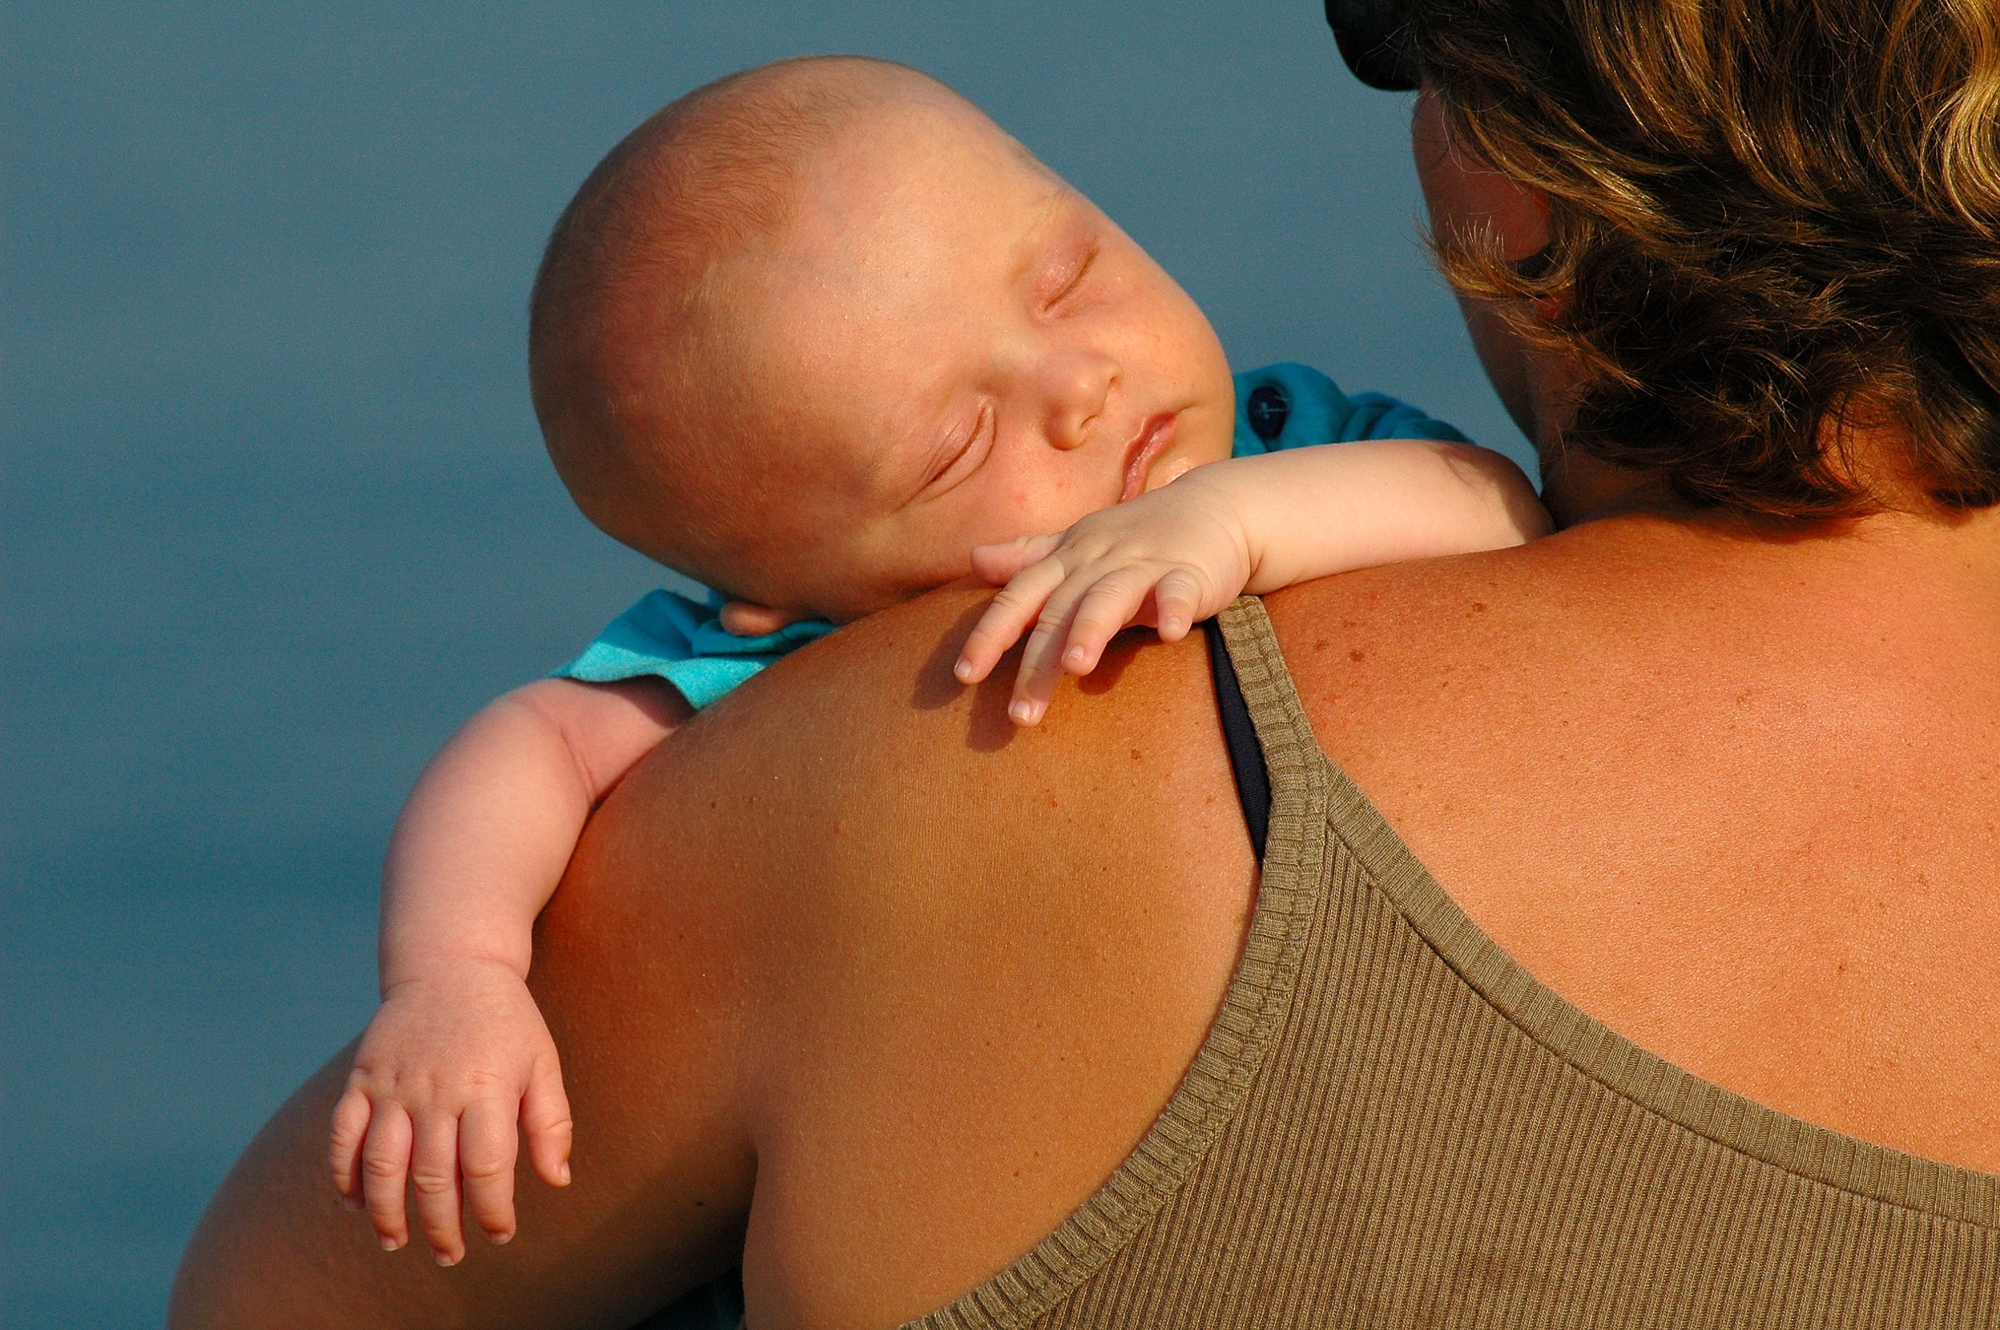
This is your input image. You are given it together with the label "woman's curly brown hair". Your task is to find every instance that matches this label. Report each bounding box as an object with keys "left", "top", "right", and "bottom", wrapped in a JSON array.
[{"left": 1408, "top": 0, "right": 2000, "bottom": 514}]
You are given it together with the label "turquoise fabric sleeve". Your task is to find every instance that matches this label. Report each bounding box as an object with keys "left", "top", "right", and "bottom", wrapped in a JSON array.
[
  {"left": 1232, "top": 362, "right": 1468, "bottom": 456},
  {"left": 554, "top": 588, "right": 834, "bottom": 711}
]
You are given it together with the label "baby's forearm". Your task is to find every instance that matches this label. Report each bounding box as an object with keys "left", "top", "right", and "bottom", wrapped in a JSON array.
[
  {"left": 378, "top": 677, "right": 688, "bottom": 992},
  {"left": 1192, "top": 439, "right": 1551, "bottom": 593}
]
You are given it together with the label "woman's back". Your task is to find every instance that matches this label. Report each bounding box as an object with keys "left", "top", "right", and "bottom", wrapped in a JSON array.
[
  {"left": 907, "top": 578, "right": 2000, "bottom": 1328},
  {"left": 624, "top": 505, "right": 2000, "bottom": 1324},
  {"left": 168, "top": 504, "right": 2000, "bottom": 1330}
]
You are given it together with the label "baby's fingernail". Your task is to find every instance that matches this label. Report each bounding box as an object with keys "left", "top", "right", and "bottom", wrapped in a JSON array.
[
  {"left": 558, "top": 1162, "right": 571, "bottom": 1185},
  {"left": 953, "top": 658, "right": 974, "bottom": 682},
  {"left": 490, "top": 1230, "right": 514, "bottom": 1245},
  {"left": 434, "top": 1249, "right": 457, "bottom": 1267},
  {"left": 381, "top": 1236, "right": 401, "bottom": 1252},
  {"left": 1009, "top": 699, "right": 1037, "bottom": 725},
  {"left": 341, "top": 1194, "right": 362, "bottom": 1211}
]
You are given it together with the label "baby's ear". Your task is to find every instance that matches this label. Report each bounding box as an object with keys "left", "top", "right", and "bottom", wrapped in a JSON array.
[{"left": 718, "top": 600, "right": 804, "bottom": 636}]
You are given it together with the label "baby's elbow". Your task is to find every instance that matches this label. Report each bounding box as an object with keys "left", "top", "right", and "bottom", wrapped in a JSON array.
[
  {"left": 503, "top": 677, "right": 598, "bottom": 726},
  {"left": 1500, "top": 482, "right": 1556, "bottom": 544},
  {"left": 507, "top": 676, "right": 685, "bottom": 734},
  {"left": 1431, "top": 443, "right": 1552, "bottom": 545}
]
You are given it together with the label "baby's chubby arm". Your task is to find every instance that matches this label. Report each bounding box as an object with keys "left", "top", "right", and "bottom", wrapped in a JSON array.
[
  {"left": 958, "top": 439, "right": 1551, "bottom": 724},
  {"left": 329, "top": 676, "right": 690, "bottom": 1265}
]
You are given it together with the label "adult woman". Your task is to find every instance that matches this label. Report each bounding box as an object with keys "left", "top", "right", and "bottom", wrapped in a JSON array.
[{"left": 174, "top": 0, "right": 2000, "bottom": 1325}]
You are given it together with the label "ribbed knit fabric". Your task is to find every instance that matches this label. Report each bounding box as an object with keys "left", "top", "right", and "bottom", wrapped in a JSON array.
[{"left": 906, "top": 597, "right": 2000, "bottom": 1330}]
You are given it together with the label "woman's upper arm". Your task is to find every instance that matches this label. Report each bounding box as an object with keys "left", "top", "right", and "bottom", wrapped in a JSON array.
[
  {"left": 171, "top": 585, "right": 1252, "bottom": 1327},
  {"left": 169, "top": 591, "right": 995, "bottom": 1326}
]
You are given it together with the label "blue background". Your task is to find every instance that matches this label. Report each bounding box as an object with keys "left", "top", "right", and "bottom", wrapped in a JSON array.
[{"left": 2, "top": 4, "right": 1525, "bottom": 1324}]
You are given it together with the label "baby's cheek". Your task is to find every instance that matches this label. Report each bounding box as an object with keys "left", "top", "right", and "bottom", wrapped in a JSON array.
[
  {"left": 954, "top": 464, "right": 1104, "bottom": 550},
  {"left": 1022, "top": 477, "right": 1103, "bottom": 535}
]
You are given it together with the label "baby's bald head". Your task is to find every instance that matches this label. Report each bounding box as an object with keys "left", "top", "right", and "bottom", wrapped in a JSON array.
[
  {"left": 528, "top": 56, "right": 1236, "bottom": 623},
  {"left": 528, "top": 56, "right": 963, "bottom": 601}
]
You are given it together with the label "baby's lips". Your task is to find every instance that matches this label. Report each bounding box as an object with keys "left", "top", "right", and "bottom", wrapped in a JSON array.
[{"left": 1120, "top": 413, "right": 1181, "bottom": 502}]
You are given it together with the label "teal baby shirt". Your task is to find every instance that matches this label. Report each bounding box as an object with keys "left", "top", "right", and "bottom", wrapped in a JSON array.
[
  {"left": 555, "top": 591, "right": 834, "bottom": 711},
  {"left": 555, "top": 363, "right": 1466, "bottom": 708}
]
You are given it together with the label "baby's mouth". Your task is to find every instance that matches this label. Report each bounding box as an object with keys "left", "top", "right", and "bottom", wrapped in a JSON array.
[{"left": 1120, "top": 413, "right": 1180, "bottom": 502}]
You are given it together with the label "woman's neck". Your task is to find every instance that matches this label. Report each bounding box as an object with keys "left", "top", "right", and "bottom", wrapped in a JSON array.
[
  {"left": 1537, "top": 415, "right": 1989, "bottom": 533},
  {"left": 1537, "top": 449, "right": 1675, "bottom": 528}
]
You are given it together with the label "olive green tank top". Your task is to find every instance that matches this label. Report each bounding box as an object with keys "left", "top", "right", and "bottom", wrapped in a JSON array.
[{"left": 907, "top": 597, "right": 2000, "bottom": 1329}]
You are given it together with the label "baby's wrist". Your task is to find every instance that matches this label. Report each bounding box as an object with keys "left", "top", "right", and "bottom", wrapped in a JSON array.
[
  {"left": 1171, "top": 466, "right": 1263, "bottom": 579},
  {"left": 379, "top": 950, "right": 530, "bottom": 1001}
]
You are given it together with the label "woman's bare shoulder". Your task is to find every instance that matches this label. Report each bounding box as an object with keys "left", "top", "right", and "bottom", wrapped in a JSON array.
[{"left": 577, "top": 584, "right": 1265, "bottom": 1324}]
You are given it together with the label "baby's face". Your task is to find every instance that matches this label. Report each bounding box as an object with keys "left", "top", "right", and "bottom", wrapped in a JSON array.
[{"left": 706, "top": 96, "right": 1235, "bottom": 621}]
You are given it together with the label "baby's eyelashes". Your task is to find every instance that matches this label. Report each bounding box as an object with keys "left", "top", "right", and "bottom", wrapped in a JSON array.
[
  {"left": 920, "top": 402, "right": 994, "bottom": 498},
  {"left": 1036, "top": 239, "right": 1099, "bottom": 312}
]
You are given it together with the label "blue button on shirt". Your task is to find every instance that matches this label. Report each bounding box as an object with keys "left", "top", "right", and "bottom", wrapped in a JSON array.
[
  {"left": 555, "top": 363, "right": 1466, "bottom": 708},
  {"left": 1230, "top": 362, "right": 1465, "bottom": 455}
]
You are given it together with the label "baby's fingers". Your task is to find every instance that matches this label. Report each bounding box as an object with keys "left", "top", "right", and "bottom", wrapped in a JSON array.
[
  {"left": 1007, "top": 565, "right": 1207, "bottom": 724},
  {"left": 1053, "top": 566, "right": 1169, "bottom": 677},
  {"left": 1006, "top": 605, "right": 1080, "bottom": 726},
  {"left": 410, "top": 1111, "right": 467, "bottom": 1265},
  {"left": 956, "top": 557, "right": 1067, "bottom": 685},
  {"left": 360, "top": 1102, "right": 415, "bottom": 1251},
  {"left": 1150, "top": 566, "right": 1210, "bottom": 642},
  {"left": 969, "top": 532, "right": 1062, "bottom": 586},
  {"left": 458, "top": 1097, "right": 521, "bottom": 1246},
  {"left": 1009, "top": 567, "right": 1159, "bottom": 725},
  {"left": 522, "top": 1060, "right": 575, "bottom": 1190},
  {"left": 329, "top": 1085, "right": 373, "bottom": 1208}
]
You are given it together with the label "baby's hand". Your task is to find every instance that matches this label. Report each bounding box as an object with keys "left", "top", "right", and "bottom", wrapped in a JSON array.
[
  {"left": 329, "top": 960, "right": 573, "bottom": 1265},
  {"left": 955, "top": 471, "right": 1252, "bottom": 725}
]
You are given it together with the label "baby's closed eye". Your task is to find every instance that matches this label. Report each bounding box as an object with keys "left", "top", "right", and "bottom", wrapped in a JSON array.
[
  {"left": 917, "top": 401, "right": 996, "bottom": 500},
  {"left": 1036, "top": 238, "right": 1099, "bottom": 312}
]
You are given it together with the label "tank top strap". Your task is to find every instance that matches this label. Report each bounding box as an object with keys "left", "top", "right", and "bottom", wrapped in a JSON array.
[
  {"left": 1211, "top": 595, "right": 1330, "bottom": 867},
  {"left": 1218, "top": 597, "right": 2000, "bottom": 1226}
]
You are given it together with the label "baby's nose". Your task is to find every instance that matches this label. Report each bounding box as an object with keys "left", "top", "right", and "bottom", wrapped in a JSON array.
[{"left": 1041, "top": 350, "right": 1118, "bottom": 450}]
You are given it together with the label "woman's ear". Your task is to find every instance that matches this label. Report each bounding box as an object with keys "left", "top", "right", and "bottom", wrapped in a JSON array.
[
  {"left": 1413, "top": 90, "right": 1553, "bottom": 264},
  {"left": 718, "top": 600, "right": 804, "bottom": 636},
  {"left": 1510, "top": 242, "right": 1570, "bottom": 325}
]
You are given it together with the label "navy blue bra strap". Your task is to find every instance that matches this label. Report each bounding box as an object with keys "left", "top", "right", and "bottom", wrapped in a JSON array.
[{"left": 1205, "top": 616, "right": 1271, "bottom": 861}]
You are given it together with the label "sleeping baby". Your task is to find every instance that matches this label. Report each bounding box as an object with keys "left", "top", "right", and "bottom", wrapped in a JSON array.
[{"left": 326, "top": 55, "right": 1549, "bottom": 1264}]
